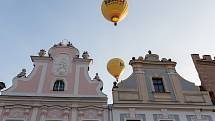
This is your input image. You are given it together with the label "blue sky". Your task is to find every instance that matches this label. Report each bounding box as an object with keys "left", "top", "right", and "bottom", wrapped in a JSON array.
[{"left": 0, "top": 0, "right": 215, "bottom": 103}]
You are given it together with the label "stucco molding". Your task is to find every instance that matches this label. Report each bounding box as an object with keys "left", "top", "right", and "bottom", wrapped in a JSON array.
[
  {"left": 112, "top": 104, "right": 215, "bottom": 110},
  {"left": 3, "top": 117, "right": 26, "bottom": 121},
  {"left": 78, "top": 105, "right": 105, "bottom": 112},
  {"left": 37, "top": 63, "right": 48, "bottom": 94},
  {"left": 1, "top": 92, "right": 108, "bottom": 97},
  {"left": 83, "top": 65, "right": 106, "bottom": 97},
  {"left": 52, "top": 53, "right": 71, "bottom": 77},
  {"left": 1, "top": 63, "right": 40, "bottom": 94}
]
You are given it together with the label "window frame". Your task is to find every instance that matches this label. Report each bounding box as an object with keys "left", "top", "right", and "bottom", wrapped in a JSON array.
[
  {"left": 152, "top": 77, "right": 165, "bottom": 93},
  {"left": 53, "top": 80, "right": 65, "bottom": 91},
  {"left": 5, "top": 118, "right": 25, "bottom": 121},
  {"left": 191, "top": 119, "right": 209, "bottom": 121},
  {"left": 45, "top": 119, "right": 63, "bottom": 121},
  {"left": 124, "top": 118, "right": 142, "bottom": 121},
  {"left": 159, "top": 120, "right": 175, "bottom": 121},
  {"left": 81, "top": 119, "right": 100, "bottom": 121},
  {"left": 50, "top": 78, "right": 67, "bottom": 91},
  {"left": 126, "top": 120, "right": 142, "bottom": 121}
]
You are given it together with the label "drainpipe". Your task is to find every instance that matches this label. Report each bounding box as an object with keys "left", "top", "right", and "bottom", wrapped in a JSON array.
[{"left": 108, "top": 104, "right": 113, "bottom": 121}]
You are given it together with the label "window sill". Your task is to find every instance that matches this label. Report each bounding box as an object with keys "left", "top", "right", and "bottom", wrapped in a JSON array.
[
  {"left": 152, "top": 91, "right": 171, "bottom": 93},
  {"left": 152, "top": 91, "right": 172, "bottom": 100}
]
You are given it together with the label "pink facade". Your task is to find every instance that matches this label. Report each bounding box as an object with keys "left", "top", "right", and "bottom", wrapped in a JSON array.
[{"left": 0, "top": 42, "right": 107, "bottom": 121}]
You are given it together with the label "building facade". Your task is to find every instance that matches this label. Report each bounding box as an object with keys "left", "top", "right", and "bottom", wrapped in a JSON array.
[
  {"left": 0, "top": 42, "right": 107, "bottom": 121},
  {"left": 0, "top": 43, "right": 214, "bottom": 121},
  {"left": 112, "top": 52, "right": 215, "bottom": 121},
  {"left": 192, "top": 54, "right": 215, "bottom": 104}
]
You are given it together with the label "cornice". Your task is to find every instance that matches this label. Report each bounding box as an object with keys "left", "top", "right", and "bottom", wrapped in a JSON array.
[
  {"left": 129, "top": 60, "right": 177, "bottom": 66},
  {"left": 112, "top": 103, "right": 215, "bottom": 110},
  {"left": 31, "top": 56, "right": 53, "bottom": 62},
  {"left": 0, "top": 95, "right": 107, "bottom": 103},
  {"left": 196, "top": 60, "right": 215, "bottom": 66},
  {"left": 73, "top": 58, "right": 92, "bottom": 63}
]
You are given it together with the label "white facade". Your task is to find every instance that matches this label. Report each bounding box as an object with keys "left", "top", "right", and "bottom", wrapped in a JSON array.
[{"left": 111, "top": 53, "right": 215, "bottom": 121}]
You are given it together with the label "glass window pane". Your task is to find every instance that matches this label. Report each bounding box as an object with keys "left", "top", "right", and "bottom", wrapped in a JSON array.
[
  {"left": 152, "top": 78, "right": 165, "bottom": 93},
  {"left": 53, "top": 80, "right": 64, "bottom": 91}
]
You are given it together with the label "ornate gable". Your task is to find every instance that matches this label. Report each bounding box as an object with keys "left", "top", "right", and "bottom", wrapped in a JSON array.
[{"left": 2, "top": 42, "right": 106, "bottom": 98}]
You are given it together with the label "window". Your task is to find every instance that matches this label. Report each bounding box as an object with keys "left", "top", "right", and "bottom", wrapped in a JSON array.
[
  {"left": 46, "top": 120, "right": 62, "bottom": 121},
  {"left": 160, "top": 120, "right": 173, "bottom": 121},
  {"left": 82, "top": 120, "right": 98, "bottom": 121},
  {"left": 152, "top": 78, "right": 165, "bottom": 93},
  {"left": 6, "top": 120, "right": 24, "bottom": 121},
  {"left": 53, "top": 80, "right": 64, "bottom": 91}
]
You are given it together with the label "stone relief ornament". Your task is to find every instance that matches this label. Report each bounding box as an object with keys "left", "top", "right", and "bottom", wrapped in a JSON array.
[
  {"left": 84, "top": 109, "right": 97, "bottom": 119},
  {"left": 9, "top": 108, "right": 24, "bottom": 118},
  {"left": 48, "top": 109, "right": 62, "bottom": 118},
  {"left": 94, "top": 73, "right": 103, "bottom": 91},
  {"left": 94, "top": 73, "right": 101, "bottom": 81},
  {"left": 82, "top": 51, "right": 89, "bottom": 59},
  {"left": 53, "top": 54, "right": 70, "bottom": 76},
  {"left": 38, "top": 49, "right": 46, "bottom": 57}
]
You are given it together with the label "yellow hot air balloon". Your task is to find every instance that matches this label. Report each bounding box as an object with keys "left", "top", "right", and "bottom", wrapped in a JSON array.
[
  {"left": 107, "top": 58, "right": 125, "bottom": 81},
  {"left": 101, "top": 0, "right": 128, "bottom": 26}
]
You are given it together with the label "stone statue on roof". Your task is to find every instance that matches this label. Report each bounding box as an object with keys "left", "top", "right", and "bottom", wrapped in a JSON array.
[{"left": 16, "top": 68, "right": 26, "bottom": 78}]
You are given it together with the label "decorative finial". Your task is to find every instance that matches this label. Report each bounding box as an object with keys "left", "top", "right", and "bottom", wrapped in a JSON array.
[
  {"left": 63, "top": 38, "right": 68, "bottom": 43},
  {"left": 38, "top": 49, "right": 46, "bottom": 57},
  {"left": 76, "top": 54, "right": 79, "bottom": 58},
  {"left": 161, "top": 58, "right": 168, "bottom": 62},
  {"left": 138, "top": 56, "right": 144, "bottom": 60},
  {"left": 113, "top": 81, "right": 118, "bottom": 88},
  {"left": 145, "top": 51, "right": 159, "bottom": 61},
  {"left": 59, "top": 42, "right": 63, "bottom": 46},
  {"left": 67, "top": 41, "right": 73, "bottom": 47},
  {"left": 82, "top": 51, "right": 89, "bottom": 59},
  {"left": 16, "top": 68, "right": 27, "bottom": 78},
  {"left": 94, "top": 73, "right": 103, "bottom": 91},
  {"left": 54, "top": 39, "right": 74, "bottom": 47},
  {"left": 94, "top": 73, "right": 101, "bottom": 81}
]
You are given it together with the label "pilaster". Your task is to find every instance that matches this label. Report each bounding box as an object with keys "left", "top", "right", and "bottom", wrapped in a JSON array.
[
  {"left": 40, "top": 109, "right": 47, "bottom": 121},
  {"left": 71, "top": 105, "right": 78, "bottom": 121},
  {"left": 31, "top": 107, "right": 38, "bottom": 121}
]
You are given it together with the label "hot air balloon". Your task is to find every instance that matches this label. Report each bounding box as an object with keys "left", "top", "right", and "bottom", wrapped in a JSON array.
[
  {"left": 101, "top": 0, "right": 128, "bottom": 26},
  {"left": 107, "top": 58, "right": 125, "bottom": 81}
]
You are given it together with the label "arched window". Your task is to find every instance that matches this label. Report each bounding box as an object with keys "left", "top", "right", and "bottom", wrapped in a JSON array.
[{"left": 53, "top": 80, "right": 65, "bottom": 91}]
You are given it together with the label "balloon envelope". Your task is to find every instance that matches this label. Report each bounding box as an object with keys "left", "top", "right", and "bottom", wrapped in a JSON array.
[
  {"left": 107, "top": 58, "right": 125, "bottom": 81},
  {"left": 101, "top": 0, "right": 128, "bottom": 25}
]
